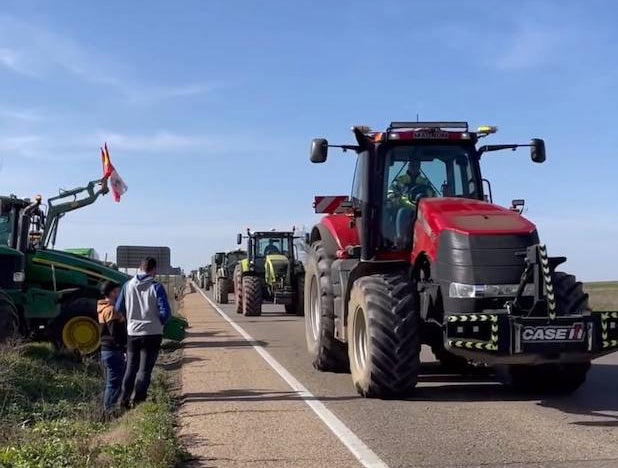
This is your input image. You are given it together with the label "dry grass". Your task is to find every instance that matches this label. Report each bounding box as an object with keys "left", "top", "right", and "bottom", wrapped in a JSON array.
[{"left": 584, "top": 281, "right": 618, "bottom": 311}]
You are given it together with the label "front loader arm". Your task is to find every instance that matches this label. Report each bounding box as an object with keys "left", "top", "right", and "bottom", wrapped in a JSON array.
[{"left": 42, "top": 178, "right": 109, "bottom": 248}]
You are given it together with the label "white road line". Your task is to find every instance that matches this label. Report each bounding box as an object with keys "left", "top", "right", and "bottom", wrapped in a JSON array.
[{"left": 193, "top": 284, "right": 388, "bottom": 468}]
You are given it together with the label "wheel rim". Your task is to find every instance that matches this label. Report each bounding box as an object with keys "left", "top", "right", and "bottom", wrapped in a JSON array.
[
  {"left": 353, "top": 306, "right": 368, "bottom": 371},
  {"left": 62, "top": 316, "right": 100, "bottom": 354},
  {"left": 309, "top": 275, "right": 321, "bottom": 341}
]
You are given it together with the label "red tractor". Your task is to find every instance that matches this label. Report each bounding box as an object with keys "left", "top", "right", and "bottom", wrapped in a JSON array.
[{"left": 305, "top": 121, "right": 618, "bottom": 398}]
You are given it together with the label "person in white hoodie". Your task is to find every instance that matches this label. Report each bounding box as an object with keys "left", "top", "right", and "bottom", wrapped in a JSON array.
[{"left": 116, "top": 257, "right": 171, "bottom": 408}]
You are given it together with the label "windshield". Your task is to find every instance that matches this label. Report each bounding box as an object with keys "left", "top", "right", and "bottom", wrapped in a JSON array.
[
  {"left": 227, "top": 252, "right": 246, "bottom": 264},
  {"left": 0, "top": 213, "right": 11, "bottom": 246},
  {"left": 255, "top": 236, "right": 292, "bottom": 257},
  {"left": 381, "top": 144, "right": 477, "bottom": 250}
]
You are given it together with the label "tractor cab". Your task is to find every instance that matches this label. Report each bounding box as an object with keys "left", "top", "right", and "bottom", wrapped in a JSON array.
[
  {"left": 311, "top": 122, "right": 545, "bottom": 261},
  {"left": 0, "top": 195, "right": 45, "bottom": 252},
  {"left": 234, "top": 229, "right": 305, "bottom": 317},
  {"left": 242, "top": 231, "right": 294, "bottom": 273}
]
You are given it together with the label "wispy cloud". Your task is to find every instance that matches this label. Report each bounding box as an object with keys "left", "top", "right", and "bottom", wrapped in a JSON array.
[
  {"left": 494, "top": 24, "right": 565, "bottom": 71},
  {"left": 0, "top": 129, "right": 218, "bottom": 161},
  {"left": 0, "top": 47, "right": 28, "bottom": 74},
  {"left": 0, "top": 14, "right": 216, "bottom": 103},
  {"left": 99, "top": 131, "right": 213, "bottom": 152},
  {"left": 0, "top": 105, "right": 44, "bottom": 122}
]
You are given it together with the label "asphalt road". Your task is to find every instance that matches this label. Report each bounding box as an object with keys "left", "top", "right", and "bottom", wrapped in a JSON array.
[{"left": 200, "top": 288, "right": 618, "bottom": 468}]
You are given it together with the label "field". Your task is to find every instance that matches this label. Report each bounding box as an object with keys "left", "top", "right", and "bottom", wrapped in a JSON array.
[{"left": 585, "top": 281, "right": 618, "bottom": 310}]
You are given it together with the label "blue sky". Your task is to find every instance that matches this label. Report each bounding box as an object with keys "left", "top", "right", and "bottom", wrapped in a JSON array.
[{"left": 0, "top": 0, "right": 616, "bottom": 280}]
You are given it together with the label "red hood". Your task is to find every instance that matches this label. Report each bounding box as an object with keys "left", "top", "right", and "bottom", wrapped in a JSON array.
[{"left": 418, "top": 198, "right": 536, "bottom": 236}]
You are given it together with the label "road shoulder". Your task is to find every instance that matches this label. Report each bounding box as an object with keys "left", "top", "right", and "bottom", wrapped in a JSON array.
[{"left": 178, "top": 288, "right": 360, "bottom": 467}]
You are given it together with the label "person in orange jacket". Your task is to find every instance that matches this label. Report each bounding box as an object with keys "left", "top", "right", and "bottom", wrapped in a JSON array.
[{"left": 98, "top": 281, "right": 127, "bottom": 411}]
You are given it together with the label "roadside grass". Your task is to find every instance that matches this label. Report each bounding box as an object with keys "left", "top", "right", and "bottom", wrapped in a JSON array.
[
  {"left": 585, "top": 281, "right": 618, "bottom": 311},
  {"left": 0, "top": 342, "right": 185, "bottom": 468}
]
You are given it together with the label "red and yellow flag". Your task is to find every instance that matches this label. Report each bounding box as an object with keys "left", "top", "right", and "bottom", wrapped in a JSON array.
[{"left": 100, "top": 143, "right": 128, "bottom": 202}]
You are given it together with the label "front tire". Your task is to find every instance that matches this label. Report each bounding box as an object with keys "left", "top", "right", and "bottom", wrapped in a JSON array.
[
  {"left": 347, "top": 273, "right": 421, "bottom": 398},
  {"left": 304, "top": 241, "right": 348, "bottom": 372},
  {"left": 234, "top": 265, "right": 243, "bottom": 314},
  {"left": 507, "top": 271, "right": 590, "bottom": 393},
  {"left": 242, "top": 276, "right": 262, "bottom": 316},
  {"left": 216, "top": 278, "right": 229, "bottom": 304}
]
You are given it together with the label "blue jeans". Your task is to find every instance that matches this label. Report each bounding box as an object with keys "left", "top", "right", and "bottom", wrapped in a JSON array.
[{"left": 101, "top": 350, "right": 125, "bottom": 410}]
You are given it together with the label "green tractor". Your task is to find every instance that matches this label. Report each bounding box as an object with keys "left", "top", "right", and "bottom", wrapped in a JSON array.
[
  {"left": 198, "top": 265, "right": 212, "bottom": 290},
  {"left": 212, "top": 250, "right": 246, "bottom": 304},
  {"left": 0, "top": 178, "right": 129, "bottom": 353},
  {"left": 64, "top": 247, "right": 100, "bottom": 260},
  {"left": 234, "top": 229, "right": 304, "bottom": 317}
]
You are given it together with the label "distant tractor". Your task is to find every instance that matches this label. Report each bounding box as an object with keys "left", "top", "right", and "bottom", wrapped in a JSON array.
[
  {"left": 305, "top": 121, "right": 618, "bottom": 398},
  {"left": 64, "top": 248, "right": 100, "bottom": 261},
  {"left": 234, "top": 229, "right": 305, "bottom": 317},
  {"left": 0, "top": 179, "right": 128, "bottom": 353},
  {"left": 198, "top": 265, "right": 211, "bottom": 290},
  {"left": 212, "top": 250, "right": 246, "bottom": 304}
]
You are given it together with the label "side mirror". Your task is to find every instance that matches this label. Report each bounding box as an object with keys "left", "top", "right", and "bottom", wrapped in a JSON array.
[
  {"left": 304, "top": 232, "right": 310, "bottom": 245},
  {"left": 214, "top": 253, "right": 224, "bottom": 265},
  {"left": 511, "top": 199, "right": 525, "bottom": 214},
  {"left": 310, "top": 138, "right": 328, "bottom": 163},
  {"left": 530, "top": 138, "right": 546, "bottom": 163},
  {"left": 236, "top": 233, "right": 242, "bottom": 245}
]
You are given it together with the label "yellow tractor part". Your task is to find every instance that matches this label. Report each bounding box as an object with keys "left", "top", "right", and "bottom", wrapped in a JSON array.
[
  {"left": 61, "top": 315, "right": 100, "bottom": 354},
  {"left": 265, "top": 254, "right": 288, "bottom": 285}
]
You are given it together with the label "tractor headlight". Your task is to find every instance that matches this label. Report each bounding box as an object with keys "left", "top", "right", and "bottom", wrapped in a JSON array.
[
  {"left": 13, "top": 271, "right": 25, "bottom": 283},
  {"left": 449, "top": 282, "right": 534, "bottom": 298}
]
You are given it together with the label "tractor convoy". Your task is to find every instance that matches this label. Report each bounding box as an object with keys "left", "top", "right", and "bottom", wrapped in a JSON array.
[
  {"left": 197, "top": 120, "right": 618, "bottom": 399},
  {"left": 3, "top": 120, "right": 617, "bottom": 400}
]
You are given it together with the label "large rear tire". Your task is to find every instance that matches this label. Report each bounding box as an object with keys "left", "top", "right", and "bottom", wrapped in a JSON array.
[
  {"left": 347, "top": 272, "right": 421, "bottom": 398},
  {"left": 234, "top": 265, "right": 243, "bottom": 314},
  {"left": 242, "top": 276, "right": 262, "bottom": 316},
  {"left": 507, "top": 271, "right": 590, "bottom": 393},
  {"left": 304, "top": 241, "right": 348, "bottom": 372}
]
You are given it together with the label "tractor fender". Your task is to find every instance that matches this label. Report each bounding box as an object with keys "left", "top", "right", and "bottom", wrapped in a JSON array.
[{"left": 311, "top": 215, "right": 359, "bottom": 256}]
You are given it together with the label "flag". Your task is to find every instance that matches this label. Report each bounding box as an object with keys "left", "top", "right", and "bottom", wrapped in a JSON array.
[{"left": 101, "top": 143, "right": 128, "bottom": 202}]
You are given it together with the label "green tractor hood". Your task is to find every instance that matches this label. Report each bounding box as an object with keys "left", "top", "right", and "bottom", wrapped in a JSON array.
[{"left": 27, "top": 248, "right": 129, "bottom": 293}]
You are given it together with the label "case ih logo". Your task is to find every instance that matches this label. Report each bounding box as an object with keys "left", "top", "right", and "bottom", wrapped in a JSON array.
[{"left": 522, "top": 323, "right": 585, "bottom": 342}]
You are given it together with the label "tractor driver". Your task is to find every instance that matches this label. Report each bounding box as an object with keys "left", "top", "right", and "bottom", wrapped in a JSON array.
[
  {"left": 387, "top": 159, "right": 436, "bottom": 247},
  {"left": 263, "top": 239, "right": 280, "bottom": 255},
  {"left": 389, "top": 159, "right": 435, "bottom": 206}
]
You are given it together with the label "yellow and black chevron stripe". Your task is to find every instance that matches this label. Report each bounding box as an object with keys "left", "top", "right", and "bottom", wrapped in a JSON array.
[
  {"left": 538, "top": 244, "right": 556, "bottom": 320},
  {"left": 447, "top": 313, "right": 499, "bottom": 351},
  {"left": 447, "top": 313, "right": 498, "bottom": 323},
  {"left": 596, "top": 311, "right": 618, "bottom": 348},
  {"left": 448, "top": 339, "right": 498, "bottom": 351}
]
